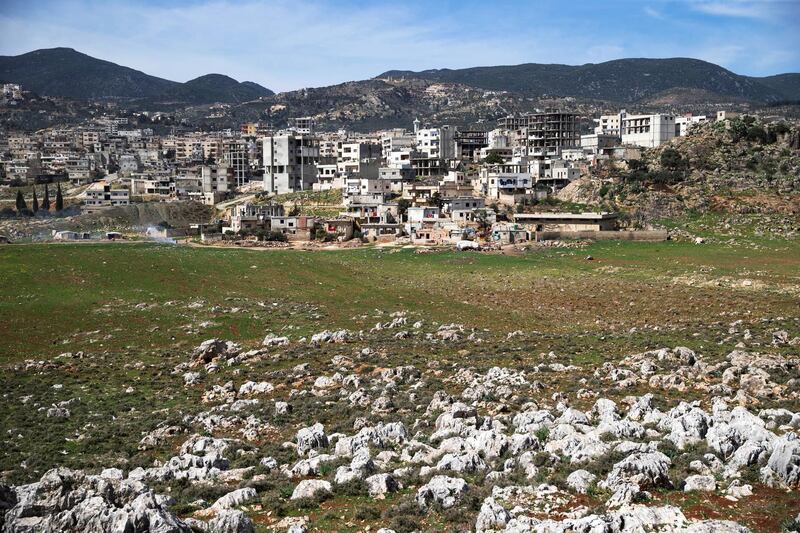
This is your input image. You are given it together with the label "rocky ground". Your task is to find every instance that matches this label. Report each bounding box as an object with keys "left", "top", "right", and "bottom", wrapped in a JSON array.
[{"left": 2, "top": 312, "right": 799, "bottom": 532}]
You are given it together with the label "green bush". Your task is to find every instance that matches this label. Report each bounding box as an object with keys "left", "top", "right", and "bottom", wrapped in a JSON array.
[{"left": 660, "top": 148, "right": 684, "bottom": 170}]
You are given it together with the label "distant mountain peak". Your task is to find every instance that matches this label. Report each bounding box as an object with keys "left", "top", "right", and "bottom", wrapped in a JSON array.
[{"left": 0, "top": 48, "right": 274, "bottom": 103}]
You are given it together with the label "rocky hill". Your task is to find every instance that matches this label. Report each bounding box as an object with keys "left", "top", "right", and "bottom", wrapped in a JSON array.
[
  {"left": 380, "top": 58, "right": 800, "bottom": 104},
  {"left": 558, "top": 118, "right": 800, "bottom": 225},
  {"left": 177, "top": 78, "right": 585, "bottom": 131},
  {"left": 0, "top": 48, "right": 273, "bottom": 103}
]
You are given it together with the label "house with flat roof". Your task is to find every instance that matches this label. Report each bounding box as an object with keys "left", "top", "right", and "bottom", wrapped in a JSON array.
[{"left": 513, "top": 212, "right": 618, "bottom": 232}]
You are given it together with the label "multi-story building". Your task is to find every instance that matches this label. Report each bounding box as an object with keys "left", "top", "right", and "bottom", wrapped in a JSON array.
[
  {"left": 226, "top": 202, "right": 285, "bottom": 233},
  {"left": 416, "top": 125, "right": 455, "bottom": 160},
  {"left": 518, "top": 112, "right": 580, "bottom": 158},
  {"left": 621, "top": 113, "right": 676, "bottom": 148},
  {"left": 82, "top": 181, "right": 130, "bottom": 213},
  {"left": 595, "top": 113, "right": 624, "bottom": 136},
  {"left": 381, "top": 130, "right": 415, "bottom": 159},
  {"left": 337, "top": 141, "right": 381, "bottom": 178},
  {"left": 262, "top": 134, "right": 319, "bottom": 193},
  {"left": 222, "top": 138, "right": 250, "bottom": 187},
  {"left": 289, "top": 117, "right": 315, "bottom": 135},
  {"left": 453, "top": 130, "right": 489, "bottom": 161}
]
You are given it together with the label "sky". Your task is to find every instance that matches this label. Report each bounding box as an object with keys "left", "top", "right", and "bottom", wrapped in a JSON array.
[{"left": 0, "top": 0, "right": 798, "bottom": 93}]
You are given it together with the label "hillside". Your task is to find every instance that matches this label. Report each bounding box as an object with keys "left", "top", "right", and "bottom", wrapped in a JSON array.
[
  {"left": 755, "top": 73, "right": 800, "bottom": 102},
  {"left": 0, "top": 48, "right": 273, "bottom": 103},
  {"left": 380, "top": 58, "right": 798, "bottom": 104},
  {"left": 175, "top": 77, "right": 599, "bottom": 131},
  {"left": 558, "top": 118, "right": 800, "bottom": 224},
  {"left": 172, "top": 74, "right": 272, "bottom": 104}
]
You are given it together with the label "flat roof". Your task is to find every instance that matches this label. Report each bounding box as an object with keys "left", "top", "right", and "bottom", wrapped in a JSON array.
[{"left": 514, "top": 212, "right": 617, "bottom": 221}]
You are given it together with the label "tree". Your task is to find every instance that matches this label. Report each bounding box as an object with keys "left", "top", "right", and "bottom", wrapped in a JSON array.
[
  {"left": 660, "top": 148, "right": 683, "bottom": 170},
  {"left": 745, "top": 125, "right": 767, "bottom": 144},
  {"left": 42, "top": 184, "right": 51, "bottom": 211},
  {"left": 32, "top": 188, "right": 39, "bottom": 213},
  {"left": 475, "top": 209, "right": 491, "bottom": 235},
  {"left": 483, "top": 152, "right": 505, "bottom": 165},
  {"left": 55, "top": 183, "right": 64, "bottom": 211},
  {"left": 15, "top": 190, "right": 27, "bottom": 211},
  {"left": 397, "top": 198, "right": 411, "bottom": 220},
  {"left": 430, "top": 192, "right": 444, "bottom": 209}
]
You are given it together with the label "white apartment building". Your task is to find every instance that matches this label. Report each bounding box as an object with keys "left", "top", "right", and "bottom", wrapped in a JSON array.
[
  {"left": 381, "top": 131, "right": 415, "bottom": 159},
  {"left": 595, "top": 113, "right": 623, "bottom": 136},
  {"left": 343, "top": 178, "right": 393, "bottom": 202},
  {"left": 416, "top": 126, "right": 454, "bottom": 160},
  {"left": 83, "top": 181, "right": 130, "bottom": 213},
  {"left": 621, "top": 113, "right": 676, "bottom": 148},
  {"left": 337, "top": 141, "right": 381, "bottom": 178},
  {"left": 262, "top": 134, "right": 319, "bottom": 194}
]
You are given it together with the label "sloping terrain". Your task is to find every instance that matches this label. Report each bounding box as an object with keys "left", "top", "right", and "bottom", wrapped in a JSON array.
[
  {"left": 0, "top": 48, "right": 273, "bottom": 103},
  {"left": 0, "top": 233, "right": 798, "bottom": 532},
  {"left": 380, "top": 58, "right": 798, "bottom": 103},
  {"left": 558, "top": 118, "right": 800, "bottom": 223}
]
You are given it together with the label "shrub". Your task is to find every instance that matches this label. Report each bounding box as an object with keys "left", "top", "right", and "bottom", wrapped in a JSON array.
[
  {"left": 265, "top": 231, "right": 288, "bottom": 242},
  {"left": 389, "top": 515, "right": 422, "bottom": 533},
  {"left": 660, "top": 148, "right": 684, "bottom": 170},
  {"left": 355, "top": 506, "right": 381, "bottom": 520}
]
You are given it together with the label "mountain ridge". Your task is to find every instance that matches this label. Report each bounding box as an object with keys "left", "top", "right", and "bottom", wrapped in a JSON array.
[
  {"left": 0, "top": 48, "right": 273, "bottom": 104},
  {"left": 379, "top": 58, "right": 800, "bottom": 103}
]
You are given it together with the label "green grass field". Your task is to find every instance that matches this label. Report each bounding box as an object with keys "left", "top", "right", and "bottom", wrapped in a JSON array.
[
  {"left": 1, "top": 230, "right": 798, "bottom": 531},
  {"left": 1, "top": 236, "right": 797, "bottom": 362}
]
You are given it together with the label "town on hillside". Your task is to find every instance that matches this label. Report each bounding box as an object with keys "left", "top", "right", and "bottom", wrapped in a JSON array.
[{"left": 1, "top": 95, "right": 786, "bottom": 247}]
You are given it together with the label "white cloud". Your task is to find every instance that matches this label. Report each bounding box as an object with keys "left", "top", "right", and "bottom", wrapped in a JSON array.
[
  {"left": 688, "top": 0, "right": 781, "bottom": 20},
  {"left": 643, "top": 6, "right": 665, "bottom": 19}
]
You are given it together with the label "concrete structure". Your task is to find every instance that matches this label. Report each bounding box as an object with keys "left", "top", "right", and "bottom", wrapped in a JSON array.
[
  {"left": 289, "top": 117, "right": 315, "bottom": 135},
  {"left": 416, "top": 126, "right": 454, "bottom": 160},
  {"left": 226, "top": 203, "right": 285, "bottom": 233},
  {"left": 82, "top": 181, "right": 130, "bottom": 213},
  {"left": 621, "top": 113, "right": 676, "bottom": 148},
  {"left": 513, "top": 212, "right": 618, "bottom": 232},
  {"left": 262, "top": 134, "right": 319, "bottom": 193},
  {"left": 271, "top": 215, "right": 316, "bottom": 240},
  {"left": 453, "top": 130, "right": 488, "bottom": 160},
  {"left": 500, "top": 112, "right": 579, "bottom": 158},
  {"left": 323, "top": 219, "right": 355, "bottom": 241},
  {"left": 595, "top": 113, "right": 623, "bottom": 136},
  {"left": 675, "top": 114, "right": 708, "bottom": 136},
  {"left": 337, "top": 141, "right": 381, "bottom": 178},
  {"left": 580, "top": 133, "right": 620, "bottom": 155}
]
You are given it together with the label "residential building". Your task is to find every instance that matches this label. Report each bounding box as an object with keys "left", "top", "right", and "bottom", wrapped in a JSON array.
[
  {"left": 453, "top": 130, "right": 489, "bottom": 160},
  {"left": 226, "top": 202, "right": 284, "bottom": 233},
  {"left": 621, "top": 113, "right": 676, "bottom": 148},
  {"left": 262, "top": 134, "right": 319, "bottom": 193},
  {"left": 416, "top": 125, "right": 455, "bottom": 160},
  {"left": 513, "top": 212, "right": 618, "bottom": 232},
  {"left": 82, "top": 181, "right": 130, "bottom": 213}
]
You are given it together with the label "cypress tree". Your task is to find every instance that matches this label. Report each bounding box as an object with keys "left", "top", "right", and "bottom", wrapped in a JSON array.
[
  {"left": 42, "top": 184, "right": 51, "bottom": 210},
  {"left": 32, "top": 188, "right": 39, "bottom": 213},
  {"left": 55, "top": 182, "right": 64, "bottom": 211},
  {"left": 15, "top": 190, "right": 27, "bottom": 211}
]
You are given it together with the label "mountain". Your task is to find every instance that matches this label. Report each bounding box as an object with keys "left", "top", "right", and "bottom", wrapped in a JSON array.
[
  {"left": 0, "top": 48, "right": 273, "bottom": 103},
  {"left": 379, "top": 58, "right": 799, "bottom": 104},
  {"left": 172, "top": 74, "right": 272, "bottom": 104},
  {"left": 754, "top": 74, "right": 800, "bottom": 102}
]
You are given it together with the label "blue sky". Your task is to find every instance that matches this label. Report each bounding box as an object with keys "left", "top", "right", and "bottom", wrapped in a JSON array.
[{"left": 0, "top": 0, "right": 798, "bottom": 92}]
